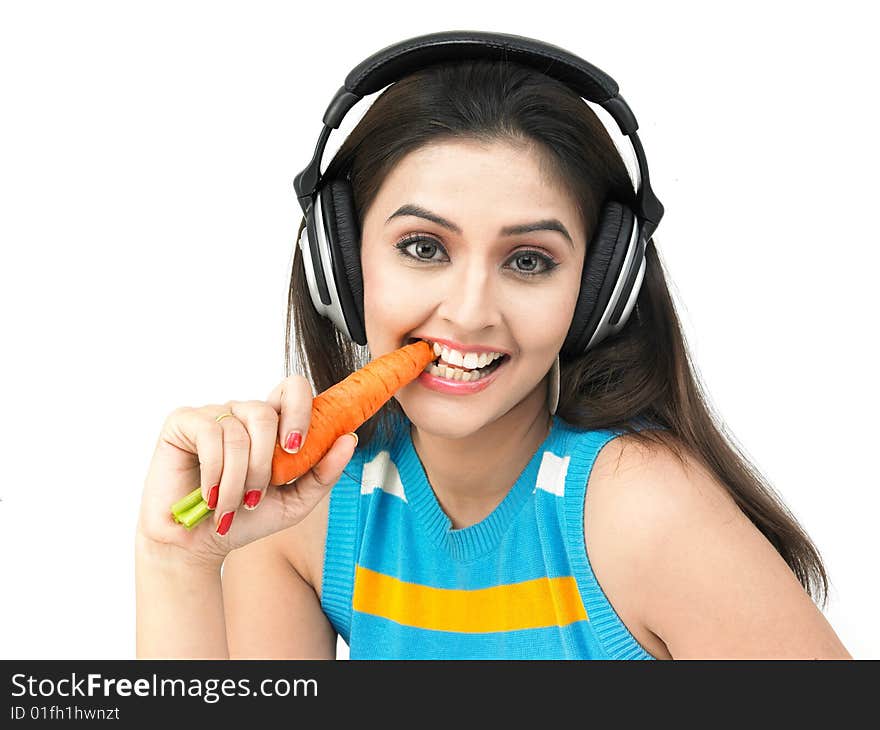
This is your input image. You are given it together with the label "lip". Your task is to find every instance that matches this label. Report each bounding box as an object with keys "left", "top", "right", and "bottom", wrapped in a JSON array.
[
  {"left": 416, "top": 355, "right": 508, "bottom": 394},
  {"left": 416, "top": 346, "right": 510, "bottom": 395},
  {"left": 407, "top": 335, "right": 511, "bottom": 357}
]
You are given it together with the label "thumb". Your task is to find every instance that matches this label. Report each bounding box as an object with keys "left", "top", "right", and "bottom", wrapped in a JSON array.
[{"left": 284, "top": 432, "right": 358, "bottom": 518}]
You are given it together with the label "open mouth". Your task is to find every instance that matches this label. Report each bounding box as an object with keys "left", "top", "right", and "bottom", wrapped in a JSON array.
[{"left": 407, "top": 337, "right": 510, "bottom": 382}]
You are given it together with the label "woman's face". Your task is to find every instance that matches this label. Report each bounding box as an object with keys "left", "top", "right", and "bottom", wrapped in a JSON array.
[{"left": 360, "top": 138, "right": 586, "bottom": 439}]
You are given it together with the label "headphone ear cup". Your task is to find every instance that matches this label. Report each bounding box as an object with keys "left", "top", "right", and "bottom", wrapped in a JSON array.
[
  {"left": 562, "top": 202, "right": 636, "bottom": 358},
  {"left": 320, "top": 178, "right": 367, "bottom": 345}
]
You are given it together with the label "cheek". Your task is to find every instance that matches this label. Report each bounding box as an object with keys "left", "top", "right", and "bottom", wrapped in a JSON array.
[
  {"left": 509, "top": 295, "right": 576, "bottom": 351},
  {"left": 361, "top": 255, "right": 420, "bottom": 323},
  {"left": 508, "top": 271, "right": 581, "bottom": 341}
]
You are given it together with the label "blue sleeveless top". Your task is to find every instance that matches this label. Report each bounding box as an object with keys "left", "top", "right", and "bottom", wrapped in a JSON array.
[{"left": 320, "top": 412, "right": 659, "bottom": 660}]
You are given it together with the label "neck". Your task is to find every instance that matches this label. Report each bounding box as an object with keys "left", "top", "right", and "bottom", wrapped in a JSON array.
[{"left": 410, "top": 386, "right": 553, "bottom": 529}]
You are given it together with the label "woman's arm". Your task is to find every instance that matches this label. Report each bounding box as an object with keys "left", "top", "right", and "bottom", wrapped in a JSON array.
[
  {"left": 587, "top": 437, "right": 852, "bottom": 660},
  {"left": 136, "top": 499, "right": 338, "bottom": 660},
  {"left": 221, "top": 524, "right": 337, "bottom": 659},
  {"left": 135, "top": 534, "right": 229, "bottom": 658}
]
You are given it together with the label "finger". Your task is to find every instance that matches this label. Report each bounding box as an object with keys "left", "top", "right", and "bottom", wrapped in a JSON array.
[
  {"left": 285, "top": 432, "right": 357, "bottom": 519},
  {"left": 212, "top": 405, "right": 251, "bottom": 536},
  {"left": 233, "top": 400, "right": 278, "bottom": 511},
  {"left": 165, "top": 407, "right": 225, "bottom": 508},
  {"left": 267, "top": 375, "right": 315, "bottom": 455}
]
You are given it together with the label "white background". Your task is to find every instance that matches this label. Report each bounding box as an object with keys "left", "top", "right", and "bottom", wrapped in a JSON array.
[{"left": 1, "top": 0, "right": 877, "bottom": 660}]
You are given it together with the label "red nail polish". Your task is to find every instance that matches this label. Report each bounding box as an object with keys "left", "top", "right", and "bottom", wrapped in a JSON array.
[
  {"left": 285, "top": 431, "right": 302, "bottom": 452},
  {"left": 207, "top": 484, "right": 219, "bottom": 510},
  {"left": 216, "top": 511, "right": 234, "bottom": 536},
  {"left": 244, "top": 490, "right": 261, "bottom": 508}
]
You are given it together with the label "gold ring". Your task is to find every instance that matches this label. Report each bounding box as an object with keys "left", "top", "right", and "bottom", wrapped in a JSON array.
[{"left": 215, "top": 411, "right": 235, "bottom": 423}]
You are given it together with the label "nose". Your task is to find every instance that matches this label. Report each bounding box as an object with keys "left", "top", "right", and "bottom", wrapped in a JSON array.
[{"left": 435, "top": 256, "right": 505, "bottom": 333}]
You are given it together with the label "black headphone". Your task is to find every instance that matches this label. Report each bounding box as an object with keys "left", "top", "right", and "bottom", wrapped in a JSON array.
[{"left": 292, "top": 30, "right": 664, "bottom": 359}]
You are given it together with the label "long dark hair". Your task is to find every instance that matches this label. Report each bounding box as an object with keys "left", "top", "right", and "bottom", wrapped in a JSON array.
[{"left": 284, "top": 59, "right": 830, "bottom": 608}]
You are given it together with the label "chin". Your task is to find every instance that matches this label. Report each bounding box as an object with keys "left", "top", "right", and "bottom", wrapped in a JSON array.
[
  {"left": 414, "top": 421, "right": 486, "bottom": 443},
  {"left": 401, "top": 400, "right": 487, "bottom": 439}
]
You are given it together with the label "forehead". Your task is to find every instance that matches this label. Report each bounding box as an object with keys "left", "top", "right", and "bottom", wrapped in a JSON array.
[{"left": 370, "top": 139, "right": 583, "bottom": 237}]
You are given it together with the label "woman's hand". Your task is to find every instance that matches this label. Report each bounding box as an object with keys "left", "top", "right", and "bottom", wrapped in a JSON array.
[{"left": 136, "top": 375, "right": 358, "bottom": 571}]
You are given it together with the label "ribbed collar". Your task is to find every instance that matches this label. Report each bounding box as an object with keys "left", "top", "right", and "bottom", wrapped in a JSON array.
[{"left": 390, "top": 413, "right": 564, "bottom": 562}]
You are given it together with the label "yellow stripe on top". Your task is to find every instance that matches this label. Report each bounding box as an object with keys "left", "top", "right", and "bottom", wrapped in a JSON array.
[{"left": 352, "top": 566, "right": 588, "bottom": 633}]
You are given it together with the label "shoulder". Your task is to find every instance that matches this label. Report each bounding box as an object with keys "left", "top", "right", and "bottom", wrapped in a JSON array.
[
  {"left": 274, "top": 441, "right": 368, "bottom": 594},
  {"left": 267, "top": 487, "right": 333, "bottom": 599},
  {"left": 586, "top": 431, "right": 739, "bottom": 539},
  {"left": 584, "top": 432, "right": 739, "bottom": 598},
  {"left": 583, "top": 433, "right": 713, "bottom": 659},
  {"left": 584, "top": 433, "right": 851, "bottom": 659}
]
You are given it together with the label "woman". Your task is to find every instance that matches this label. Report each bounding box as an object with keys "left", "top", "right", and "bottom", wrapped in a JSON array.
[{"left": 135, "top": 40, "right": 851, "bottom": 659}]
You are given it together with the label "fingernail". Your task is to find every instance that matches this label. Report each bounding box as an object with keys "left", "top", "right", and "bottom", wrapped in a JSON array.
[
  {"left": 243, "top": 490, "right": 262, "bottom": 509},
  {"left": 216, "top": 511, "right": 234, "bottom": 536},
  {"left": 207, "top": 484, "right": 219, "bottom": 510},
  {"left": 348, "top": 432, "right": 358, "bottom": 448},
  {"left": 284, "top": 430, "right": 302, "bottom": 453}
]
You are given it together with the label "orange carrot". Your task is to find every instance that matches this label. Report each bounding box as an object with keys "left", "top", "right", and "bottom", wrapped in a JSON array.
[
  {"left": 170, "top": 340, "right": 436, "bottom": 529},
  {"left": 269, "top": 339, "right": 435, "bottom": 486}
]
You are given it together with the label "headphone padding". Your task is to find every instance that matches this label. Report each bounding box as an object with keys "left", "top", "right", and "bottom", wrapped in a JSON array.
[
  {"left": 562, "top": 202, "right": 635, "bottom": 358},
  {"left": 321, "top": 179, "right": 367, "bottom": 345}
]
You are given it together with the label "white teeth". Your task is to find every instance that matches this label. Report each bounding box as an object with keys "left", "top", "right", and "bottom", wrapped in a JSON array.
[
  {"left": 426, "top": 362, "right": 493, "bottom": 382},
  {"left": 433, "top": 343, "right": 504, "bottom": 367},
  {"left": 418, "top": 339, "right": 506, "bottom": 371},
  {"left": 462, "top": 352, "right": 479, "bottom": 369},
  {"left": 446, "top": 348, "right": 465, "bottom": 367}
]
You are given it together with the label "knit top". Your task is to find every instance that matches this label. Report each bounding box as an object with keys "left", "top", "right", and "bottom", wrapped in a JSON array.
[{"left": 320, "top": 411, "right": 661, "bottom": 660}]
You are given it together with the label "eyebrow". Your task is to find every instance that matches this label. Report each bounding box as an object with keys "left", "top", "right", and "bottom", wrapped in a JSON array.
[{"left": 385, "top": 203, "right": 574, "bottom": 249}]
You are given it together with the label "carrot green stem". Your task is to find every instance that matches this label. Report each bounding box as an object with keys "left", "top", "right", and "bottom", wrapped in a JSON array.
[
  {"left": 177, "top": 499, "right": 211, "bottom": 529},
  {"left": 171, "top": 487, "right": 204, "bottom": 518},
  {"left": 171, "top": 486, "right": 212, "bottom": 529}
]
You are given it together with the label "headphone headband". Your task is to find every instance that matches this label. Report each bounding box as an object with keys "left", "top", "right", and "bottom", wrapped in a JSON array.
[
  {"left": 293, "top": 30, "right": 663, "bottom": 240},
  {"left": 342, "top": 30, "right": 619, "bottom": 112}
]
